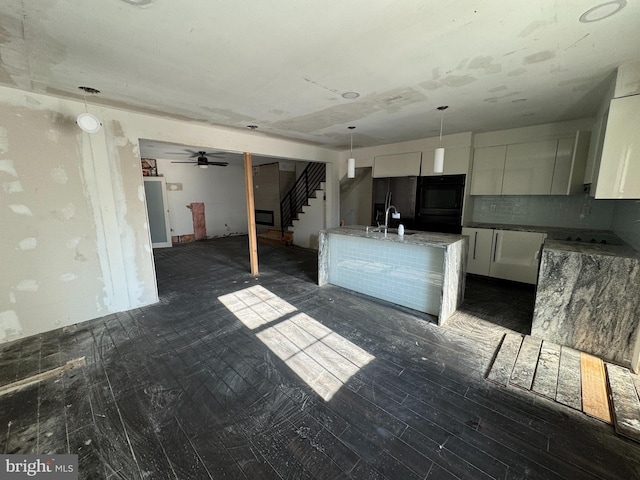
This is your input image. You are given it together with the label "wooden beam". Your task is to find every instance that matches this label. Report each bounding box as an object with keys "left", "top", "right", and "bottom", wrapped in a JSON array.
[
  {"left": 244, "top": 152, "right": 259, "bottom": 275},
  {"left": 581, "top": 352, "right": 612, "bottom": 423}
]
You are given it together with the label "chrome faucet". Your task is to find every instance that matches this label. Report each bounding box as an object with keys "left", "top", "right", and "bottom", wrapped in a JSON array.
[{"left": 384, "top": 205, "right": 398, "bottom": 230}]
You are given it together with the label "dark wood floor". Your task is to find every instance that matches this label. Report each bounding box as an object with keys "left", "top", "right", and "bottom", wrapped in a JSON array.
[{"left": 1, "top": 236, "right": 640, "bottom": 479}]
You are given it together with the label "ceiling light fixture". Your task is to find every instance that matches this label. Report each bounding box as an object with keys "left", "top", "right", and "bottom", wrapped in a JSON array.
[
  {"left": 122, "top": 0, "right": 152, "bottom": 5},
  {"left": 347, "top": 126, "right": 356, "bottom": 179},
  {"left": 76, "top": 86, "right": 102, "bottom": 134},
  {"left": 434, "top": 106, "right": 449, "bottom": 174},
  {"left": 342, "top": 92, "right": 360, "bottom": 100},
  {"left": 198, "top": 165, "right": 209, "bottom": 169},
  {"left": 579, "top": 0, "right": 626, "bottom": 23}
]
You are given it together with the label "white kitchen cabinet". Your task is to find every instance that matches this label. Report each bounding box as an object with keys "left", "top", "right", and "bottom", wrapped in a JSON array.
[
  {"left": 550, "top": 131, "right": 591, "bottom": 195},
  {"left": 462, "top": 227, "right": 545, "bottom": 284},
  {"left": 490, "top": 230, "right": 546, "bottom": 284},
  {"left": 471, "top": 131, "right": 590, "bottom": 196},
  {"left": 595, "top": 94, "right": 640, "bottom": 199},
  {"left": 461, "top": 227, "right": 493, "bottom": 276},
  {"left": 470, "top": 146, "right": 506, "bottom": 195},
  {"left": 502, "top": 140, "right": 557, "bottom": 195},
  {"left": 373, "top": 152, "right": 422, "bottom": 178},
  {"left": 421, "top": 146, "right": 471, "bottom": 176}
]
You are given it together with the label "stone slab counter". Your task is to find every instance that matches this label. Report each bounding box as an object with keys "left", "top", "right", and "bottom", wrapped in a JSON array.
[
  {"left": 318, "top": 226, "right": 468, "bottom": 324},
  {"left": 532, "top": 239, "right": 640, "bottom": 372}
]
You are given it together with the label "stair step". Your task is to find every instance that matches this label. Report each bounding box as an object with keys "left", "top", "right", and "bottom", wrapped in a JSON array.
[{"left": 257, "top": 230, "right": 293, "bottom": 246}]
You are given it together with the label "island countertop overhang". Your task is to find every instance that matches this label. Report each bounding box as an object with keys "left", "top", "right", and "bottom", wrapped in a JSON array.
[{"left": 321, "top": 225, "right": 466, "bottom": 249}]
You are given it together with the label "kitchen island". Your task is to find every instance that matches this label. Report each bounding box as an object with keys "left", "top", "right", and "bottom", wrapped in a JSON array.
[
  {"left": 318, "top": 226, "right": 468, "bottom": 323},
  {"left": 532, "top": 239, "right": 640, "bottom": 372}
]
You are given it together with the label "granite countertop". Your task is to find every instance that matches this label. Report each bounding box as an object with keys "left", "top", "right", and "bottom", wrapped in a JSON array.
[
  {"left": 543, "top": 239, "right": 640, "bottom": 259},
  {"left": 464, "top": 222, "right": 636, "bottom": 257},
  {"left": 464, "top": 222, "right": 549, "bottom": 233},
  {"left": 323, "top": 225, "right": 465, "bottom": 248}
]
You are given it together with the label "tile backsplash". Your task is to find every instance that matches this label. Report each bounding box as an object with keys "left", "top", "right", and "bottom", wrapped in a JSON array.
[
  {"left": 611, "top": 200, "right": 640, "bottom": 251},
  {"left": 471, "top": 195, "right": 616, "bottom": 230}
]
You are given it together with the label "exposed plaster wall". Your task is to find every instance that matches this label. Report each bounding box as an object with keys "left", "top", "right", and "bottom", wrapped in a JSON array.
[
  {"left": 0, "top": 85, "right": 340, "bottom": 343},
  {"left": 0, "top": 91, "right": 156, "bottom": 342}
]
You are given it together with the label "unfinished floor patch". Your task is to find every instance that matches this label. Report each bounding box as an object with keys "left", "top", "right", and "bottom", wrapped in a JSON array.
[
  {"left": 486, "top": 334, "right": 613, "bottom": 426},
  {"left": 0, "top": 357, "right": 86, "bottom": 397}
]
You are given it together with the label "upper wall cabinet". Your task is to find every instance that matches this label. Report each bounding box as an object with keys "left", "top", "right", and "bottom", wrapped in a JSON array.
[
  {"left": 551, "top": 131, "right": 591, "bottom": 195},
  {"left": 373, "top": 152, "right": 422, "bottom": 178},
  {"left": 470, "top": 131, "right": 590, "bottom": 196},
  {"left": 502, "top": 140, "right": 558, "bottom": 195},
  {"left": 594, "top": 95, "right": 640, "bottom": 199},
  {"left": 469, "top": 145, "right": 507, "bottom": 195},
  {"left": 421, "top": 146, "right": 472, "bottom": 176}
]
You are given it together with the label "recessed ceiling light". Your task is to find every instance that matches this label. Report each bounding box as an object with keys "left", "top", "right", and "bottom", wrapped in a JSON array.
[
  {"left": 579, "top": 0, "right": 626, "bottom": 23},
  {"left": 76, "top": 113, "right": 102, "bottom": 133},
  {"left": 342, "top": 92, "right": 360, "bottom": 99}
]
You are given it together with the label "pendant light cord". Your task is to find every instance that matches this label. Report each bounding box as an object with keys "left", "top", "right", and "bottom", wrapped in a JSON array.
[{"left": 348, "top": 125, "right": 356, "bottom": 155}]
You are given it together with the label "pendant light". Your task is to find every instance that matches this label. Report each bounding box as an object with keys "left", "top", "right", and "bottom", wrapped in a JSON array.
[
  {"left": 76, "top": 86, "right": 102, "bottom": 134},
  {"left": 347, "top": 126, "right": 356, "bottom": 178},
  {"left": 434, "top": 105, "right": 448, "bottom": 174}
]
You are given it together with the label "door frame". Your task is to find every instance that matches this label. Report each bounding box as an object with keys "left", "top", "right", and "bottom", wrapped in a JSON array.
[{"left": 143, "top": 176, "right": 172, "bottom": 248}]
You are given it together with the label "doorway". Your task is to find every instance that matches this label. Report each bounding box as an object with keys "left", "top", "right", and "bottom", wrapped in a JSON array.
[{"left": 143, "top": 176, "right": 172, "bottom": 248}]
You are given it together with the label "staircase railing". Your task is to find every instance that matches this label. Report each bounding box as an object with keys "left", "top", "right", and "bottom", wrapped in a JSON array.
[{"left": 280, "top": 162, "right": 326, "bottom": 236}]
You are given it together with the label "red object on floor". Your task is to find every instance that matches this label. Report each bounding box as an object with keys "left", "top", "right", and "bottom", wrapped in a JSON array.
[{"left": 191, "top": 202, "right": 206, "bottom": 240}]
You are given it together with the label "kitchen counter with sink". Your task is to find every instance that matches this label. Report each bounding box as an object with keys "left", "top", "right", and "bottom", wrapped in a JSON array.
[{"left": 318, "top": 226, "right": 467, "bottom": 323}]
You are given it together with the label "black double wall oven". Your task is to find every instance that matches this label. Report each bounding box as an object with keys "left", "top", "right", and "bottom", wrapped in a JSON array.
[{"left": 415, "top": 174, "right": 465, "bottom": 234}]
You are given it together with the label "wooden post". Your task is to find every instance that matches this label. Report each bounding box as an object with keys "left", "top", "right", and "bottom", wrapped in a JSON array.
[{"left": 244, "top": 152, "right": 259, "bottom": 275}]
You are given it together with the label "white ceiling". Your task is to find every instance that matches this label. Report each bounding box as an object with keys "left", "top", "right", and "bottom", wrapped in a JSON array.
[{"left": 1, "top": 0, "right": 638, "bottom": 151}]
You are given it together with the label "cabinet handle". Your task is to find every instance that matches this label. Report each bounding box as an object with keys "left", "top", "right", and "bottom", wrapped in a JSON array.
[
  {"left": 473, "top": 232, "right": 478, "bottom": 259},
  {"left": 493, "top": 233, "right": 498, "bottom": 262}
]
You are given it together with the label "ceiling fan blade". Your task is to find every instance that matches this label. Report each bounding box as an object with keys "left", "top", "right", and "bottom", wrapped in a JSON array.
[{"left": 206, "top": 162, "right": 229, "bottom": 166}]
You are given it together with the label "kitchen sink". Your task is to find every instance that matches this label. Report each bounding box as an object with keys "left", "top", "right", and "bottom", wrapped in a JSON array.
[{"left": 365, "top": 226, "right": 416, "bottom": 235}]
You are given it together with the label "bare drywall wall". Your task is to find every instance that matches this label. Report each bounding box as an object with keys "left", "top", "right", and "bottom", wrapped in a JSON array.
[
  {"left": 156, "top": 158, "right": 248, "bottom": 238},
  {"left": 0, "top": 91, "right": 157, "bottom": 342},
  {"left": 0, "top": 85, "right": 340, "bottom": 342}
]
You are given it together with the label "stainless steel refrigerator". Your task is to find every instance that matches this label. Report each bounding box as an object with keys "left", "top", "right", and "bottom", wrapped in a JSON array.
[{"left": 371, "top": 177, "right": 417, "bottom": 229}]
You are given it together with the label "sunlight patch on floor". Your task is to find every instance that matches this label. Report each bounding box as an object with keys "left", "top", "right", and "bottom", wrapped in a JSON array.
[{"left": 218, "top": 285, "right": 374, "bottom": 400}]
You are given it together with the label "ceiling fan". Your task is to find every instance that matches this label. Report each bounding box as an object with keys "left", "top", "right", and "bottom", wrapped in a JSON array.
[{"left": 171, "top": 150, "right": 229, "bottom": 167}]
